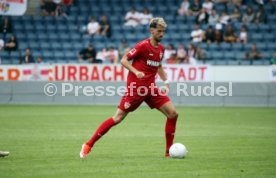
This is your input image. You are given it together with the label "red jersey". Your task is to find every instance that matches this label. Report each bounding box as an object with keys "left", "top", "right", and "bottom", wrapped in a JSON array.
[{"left": 126, "top": 39, "right": 165, "bottom": 88}]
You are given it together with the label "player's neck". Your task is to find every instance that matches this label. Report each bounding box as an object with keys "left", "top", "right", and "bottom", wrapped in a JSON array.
[{"left": 149, "top": 38, "right": 158, "bottom": 47}]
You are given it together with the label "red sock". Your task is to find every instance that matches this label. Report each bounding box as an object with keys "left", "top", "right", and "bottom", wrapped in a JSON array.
[
  {"left": 165, "top": 117, "right": 178, "bottom": 153},
  {"left": 86, "top": 117, "right": 116, "bottom": 147}
]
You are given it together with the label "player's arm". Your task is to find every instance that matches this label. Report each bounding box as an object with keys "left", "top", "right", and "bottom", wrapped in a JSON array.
[
  {"left": 158, "top": 65, "right": 170, "bottom": 89},
  {"left": 121, "top": 54, "right": 144, "bottom": 78}
]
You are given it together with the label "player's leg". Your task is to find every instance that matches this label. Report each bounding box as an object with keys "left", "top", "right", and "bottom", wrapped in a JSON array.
[
  {"left": 80, "top": 109, "right": 128, "bottom": 158},
  {"left": 158, "top": 101, "right": 178, "bottom": 157}
]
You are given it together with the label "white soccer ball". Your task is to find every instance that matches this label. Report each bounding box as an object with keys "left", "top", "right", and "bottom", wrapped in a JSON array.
[{"left": 169, "top": 143, "right": 188, "bottom": 158}]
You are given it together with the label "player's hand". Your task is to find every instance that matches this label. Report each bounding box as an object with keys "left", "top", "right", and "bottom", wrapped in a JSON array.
[
  {"left": 135, "top": 71, "right": 145, "bottom": 79},
  {"left": 161, "top": 84, "right": 170, "bottom": 94}
]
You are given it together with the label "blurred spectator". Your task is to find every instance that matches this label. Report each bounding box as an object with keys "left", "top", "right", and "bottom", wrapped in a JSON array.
[
  {"left": 124, "top": 7, "right": 140, "bottom": 27},
  {"left": 238, "top": 25, "right": 248, "bottom": 44},
  {"left": 118, "top": 40, "right": 130, "bottom": 60},
  {"left": 4, "top": 35, "right": 18, "bottom": 52},
  {"left": 246, "top": 44, "right": 262, "bottom": 60},
  {"left": 208, "top": 9, "right": 219, "bottom": 26},
  {"left": 106, "top": 47, "right": 119, "bottom": 64},
  {"left": 190, "top": 24, "right": 205, "bottom": 43},
  {"left": 78, "top": 43, "right": 97, "bottom": 63},
  {"left": 254, "top": 6, "right": 267, "bottom": 24},
  {"left": 202, "top": 0, "right": 213, "bottom": 14},
  {"left": 195, "top": 46, "right": 207, "bottom": 61},
  {"left": 96, "top": 48, "right": 109, "bottom": 62},
  {"left": 189, "top": 0, "right": 201, "bottom": 16},
  {"left": 178, "top": 0, "right": 190, "bottom": 16},
  {"left": 0, "top": 38, "right": 4, "bottom": 50},
  {"left": 204, "top": 26, "right": 215, "bottom": 44},
  {"left": 255, "top": 0, "right": 264, "bottom": 6},
  {"left": 99, "top": 15, "right": 112, "bottom": 38},
  {"left": 0, "top": 16, "right": 12, "bottom": 33},
  {"left": 219, "top": 10, "right": 230, "bottom": 25},
  {"left": 166, "top": 53, "right": 179, "bottom": 64},
  {"left": 164, "top": 44, "right": 176, "bottom": 61},
  {"left": 271, "top": 52, "right": 276, "bottom": 65},
  {"left": 185, "top": 44, "right": 197, "bottom": 64},
  {"left": 230, "top": 7, "right": 241, "bottom": 22},
  {"left": 86, "top": 16, "right": 100, "bottom": 36},
  {"left": 176, "top": 44, "right": 187, "bottom": 63},
  {"left": 41, "top": 0, "right": 57, "bottom": 16},
  {"left": 20, "top": 48, "right": 35, "bottom": 64},
  {"left": 55, "top": 3, "right": 67, "bottom": 17},
  {"left": 232, "top": 0, "right": 243, "bottom": 6},
  {"left": 0, "top": 38, "right": 4, "bottom": 63},
  {"left": 36, "top": 56, "right": 44, "bottom": 64},
  {"left": 214, "top": 29, "right": 223, "bottom": 43},
  {"left": 63, "top": 0, "right": 73, "bottom": 6},
  {"left": 196, "top": 8, "right": 209, "bottom": 24},
  {"left": 139, "top": 8, "right": 153, "bottom": 25},
  {"left": 242, "top": 7, "right": 255, "bottom": 25},
  {"left": 224, "top": 24, "right": 237, "bottom": 43}
]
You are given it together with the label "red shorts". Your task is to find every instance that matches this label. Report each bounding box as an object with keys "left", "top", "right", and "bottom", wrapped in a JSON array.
[{"left": 118, "top": 87, "right": 170, "bottom": 112}]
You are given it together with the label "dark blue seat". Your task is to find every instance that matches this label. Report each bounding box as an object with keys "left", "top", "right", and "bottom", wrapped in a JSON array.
[
  {"left": 250, "top": 33, "right": 263, "bottom": 42},
  {"left": 54, "top": 51, "right": 65, "bottom": 60},
  {"left": 211, "top": 52, "right": 224, "bottom": 60},
  {"left": 220, "top": 43, "right": 232, "bottom": 51},
  {"left": 0, "top": 51, "right": 10, "bottom": 60},
  {"left": 40, "top": 42, "right": 51, "bottom": 50},
  {"left": 42, "top": 50, "right": 54, "bottom": 61},
  {"left": 29, "top": 42, "right": 40, "bottom": 50},
  {"left": 224, "top": 52, "right": 235, "bottom": 60},
  {"left": 64, "top": 51, "right": 76, "bottom": 60}
]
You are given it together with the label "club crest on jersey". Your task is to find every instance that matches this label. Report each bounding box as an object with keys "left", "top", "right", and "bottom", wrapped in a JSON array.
[
  {"left": 124, "top": 102, "right": 131, "bottom": 109},
  {"left": 129, "top": 48, "right": 136, "bottom": 55},
  {"left": 147, "top": 59, "right": 160, "bottom": 67}
]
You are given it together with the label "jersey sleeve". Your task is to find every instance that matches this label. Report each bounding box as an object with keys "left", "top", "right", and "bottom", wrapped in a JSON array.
[{"left": 127, "top": 43, "right": 142, "bottom": 61}]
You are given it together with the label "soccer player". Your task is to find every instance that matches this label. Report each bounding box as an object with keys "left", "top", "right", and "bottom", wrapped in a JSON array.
[{"left": 80, "top": 17, "right": 178, "bottom": 158}]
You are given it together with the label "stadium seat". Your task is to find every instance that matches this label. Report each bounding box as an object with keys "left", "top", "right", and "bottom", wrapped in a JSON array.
[
  {"left": 40, "top": 42, "right": 51, "bottom": 50},
  {"left": 240, "top": 60, "right": 251, "bottom": 65},
  {"left": 64, "top": 51, "right": 76, "bottom": 60},
  {"left": 220, "top": 43, "right": 232, "bottom": 52},
  {"left": 10, "top": 51, "right": 21, "bottom": 61},
  {"left": 211, "top": 52, "right": 224, "bottom": 60},
  {"left": 42, "top": 50, "right": 55, "bottom": 61},
  {"left": 228, "top": 60, "right": 240, "bottom": 65},
  {"left": 235, "top": 52, "right": 246, "bottom": 60},
  {"left": 54, "top": 51, "right": 65, "bottom": 60},
  {"left": 215, "top": 60, "right": 228, "bottom": 65},
  {"left": 224, "top": 52, "right": 235, "bottom": 60},
  {"left": 209, "top": 44, "right": 220, "bottom": 52},
  {"left": 0, "top": 51, "right": 10, "bottom": 61},
  {"left": 251, "top": 33, "right": 263, "bottom": 43},
  {"left": 252, "top": 60, "right": 263, "bottom": 65},
  {"left": 29, "top": 42, "right": 40, "bottom": 50}
]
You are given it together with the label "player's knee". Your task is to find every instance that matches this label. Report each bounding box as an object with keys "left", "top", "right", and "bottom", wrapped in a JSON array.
[
  {"left": 167, "top": 110, "right": 178, "bottom": 119},
  {"left": 112, "top": 114, "right": 126, "bottom": 123}
]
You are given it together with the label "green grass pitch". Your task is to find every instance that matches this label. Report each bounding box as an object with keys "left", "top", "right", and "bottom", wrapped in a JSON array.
[{"left": 0, "top": 105, "right": 276, "bottom": 178}]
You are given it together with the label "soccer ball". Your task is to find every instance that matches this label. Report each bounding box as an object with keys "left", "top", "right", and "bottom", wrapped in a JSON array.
[{"left": 169, "top": 143, "right": 188, "bottom": 158}]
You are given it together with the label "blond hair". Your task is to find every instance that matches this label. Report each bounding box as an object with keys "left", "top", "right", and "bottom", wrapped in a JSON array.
[{"left": 149, "top": 17, "right": 167, "bottom": 28}]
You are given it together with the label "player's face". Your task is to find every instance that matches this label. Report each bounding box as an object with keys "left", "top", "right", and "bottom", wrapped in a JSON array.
[{"left": 152, "top": 25, "right": 166, "bottom": 42}]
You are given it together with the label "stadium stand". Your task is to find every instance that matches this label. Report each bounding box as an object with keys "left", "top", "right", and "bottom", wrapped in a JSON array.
[{"left": 0, "top": 0, "right": 275, "bottom": 65}]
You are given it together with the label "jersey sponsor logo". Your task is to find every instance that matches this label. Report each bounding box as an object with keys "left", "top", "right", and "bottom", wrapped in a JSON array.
[
  {"left": 124, "top": 102, "right": 131, "bottom": 109},
  {"left": 147, "top": 59, "right": 160, "bottom": 67},
  {"left": 149, "top": 53, "right": 154, "bottom": 56},
  {"left": 129, "top": 48, "right": 136, "bottom": 55}
]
